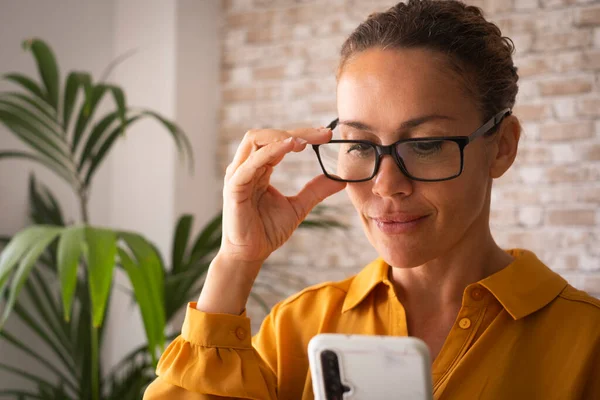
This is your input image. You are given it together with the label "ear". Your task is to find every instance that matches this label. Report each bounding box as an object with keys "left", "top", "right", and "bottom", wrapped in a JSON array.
[{"left": 488, "top": 115, "right": 521, "bottom": 179}]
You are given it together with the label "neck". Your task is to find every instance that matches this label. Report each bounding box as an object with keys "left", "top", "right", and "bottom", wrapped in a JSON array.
[{"left": 391, "top": 216, "right": 513, "bottom": 313}]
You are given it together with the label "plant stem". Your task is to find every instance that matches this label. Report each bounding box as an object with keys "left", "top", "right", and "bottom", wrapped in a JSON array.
[
  {"left": 91, "top": 323, "right": 99, "bottom": 400},
  {"left": 80, "top": 185, "right": 95, "bottom": 397},
  {"left": 80, "top": 189, "right": 90, "bottom": 224}
]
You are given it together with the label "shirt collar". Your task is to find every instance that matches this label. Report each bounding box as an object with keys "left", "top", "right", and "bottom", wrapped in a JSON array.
[
  {"left": 342, "top": 249, "right": 567, "bottom": 320},
  {"left": 480, "top": 249, "right": 567, "bottom": 320},
  {"left": 342, "top": 257, "right": 390, "bottom": 313}
]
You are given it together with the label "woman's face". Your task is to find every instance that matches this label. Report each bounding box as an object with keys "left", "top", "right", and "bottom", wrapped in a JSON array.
[{"left": 336, "top": 48, "right": 501, "bottom": 268}]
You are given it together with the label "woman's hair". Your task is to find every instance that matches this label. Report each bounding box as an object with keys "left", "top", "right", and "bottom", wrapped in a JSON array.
[{"left": 338, "top": 0, "right": 519, "bottom": 122}]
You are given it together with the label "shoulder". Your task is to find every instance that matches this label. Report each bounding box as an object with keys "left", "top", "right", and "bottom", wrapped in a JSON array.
[
  {"left": 547, "top": 284, "right": 600, "bottom": 333},
  {"left": 266, "top": 274, "right": 357, "bottom": 322},
  {"left": 277, "top": 275, "right": 355, "bottom": 310},
  {"left": 557, "top": 284, "right": 600, "bottom": 313}
]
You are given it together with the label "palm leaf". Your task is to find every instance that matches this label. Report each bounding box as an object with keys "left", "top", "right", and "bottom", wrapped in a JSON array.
[
  {"left": 39, "top": 184, "right": 65, "bottom": 226},
  {"left": 22, "top": 39, "right": 60, "bottom": 111},
  {"left": 2, "top": 73, "right": 45, "bottom": 100},
  {"left": 0, "top": 151, "right": 77, "bottom": 188},
  {"left": 23, "top": 273, "right": 72, "bottom": 361},
  {"left": 0, "top": 330, "right": 77, "bottom": 395},
  {"left": 103, "top": 360, "right": 151, "bottom": 400},
  {"left": 0, "top": 389, "right": 47, "bottom": 399},
  {"left": 71, "top": 83, "right": 126, "bottom": 154},
  {"left": 98, "top": 48, "right": 138, "bottom": 83},
  {"left": 0, "top": 363, "right": 59, "bottom": 395},
  {"left": 72, "top": 83, "right": 107, "bottom": 153},
  {"left": 0, "top": 113, "right": 75, "bottom": 187},
  {"left": 163, "top": 213, "right": 220, "bottom": 321},
  {"left": 0, "top": 91, "right": 57, "bottom": 123},
  {"left": 11, "top": 302, "right": 75, "bottom": 372},
  {"left": 82, "top": 110, "right": 194, "bottom": 186},
  {"left": 36, "top": 383, "right": 72, "bottom": 400},
  {"left": 84, "top": 227, "right": 117, "bottom": 327},
  {"left": 57, "top": 226, "right": 84, "bottom": 321},
  {"left": 82, "top": 114, "right": 140, "bottom": 185},
  {"left": 164, "top": 261, "right": 211, "bottom": 323},
  {"left": 104, "top": 84, "right": 127, "bottom": 132},
  {"left": 0, "top": 226, "right": 62, "bottom": 328},
  {"left": 119, "top": 232, "right": 166, "bottom": 360},
  {"left": 102, "top": 332, "right": 179, "bottom": 399},
  {"left": 0, "top": 226, "right": 53, "bottom": 295},
  {"left": 117, "top": 249, "right": 161, "bottom": 365},
  {"left": 63, "top": 72, "right": 92, "bottom": 132},
  {"left": 171, "top": 215, "right": 193, "bottom": 274},
  {"left": 188, "top": 213, "right": 222, "bottom": 264},
  {"left": 29, "top": 174, "right": 65, "bottom": 226},
  {"left": 72, "top": 281, "right": 92, "bottom": 398},
  {"left": 0, "top": 104, "right": 71, "bottom": 161},
  {"left": 0, "top": 99, "right": 66, "bottom": 151},
  {"left": 77, "top": 111, "right": 119, "bottom": 172},
  {"left": 137, "top": 110, "right": 194, "bottom": 172}
]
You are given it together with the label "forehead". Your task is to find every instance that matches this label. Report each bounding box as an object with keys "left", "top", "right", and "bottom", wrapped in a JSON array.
[{"left": 336, "top": 48, "right": 478, "bottom": 128}]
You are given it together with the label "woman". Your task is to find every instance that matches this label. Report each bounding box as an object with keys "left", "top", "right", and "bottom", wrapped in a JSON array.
[{"left": 145, "top": 1, "right": 600, "bottom": 399}]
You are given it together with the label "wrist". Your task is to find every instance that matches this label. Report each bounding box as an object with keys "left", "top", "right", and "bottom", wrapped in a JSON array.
[{"left": 195, "top": 252, "right": 263, "bottom": 314}]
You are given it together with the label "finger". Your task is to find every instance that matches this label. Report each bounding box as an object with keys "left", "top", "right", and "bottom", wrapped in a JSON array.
[
  {"left": 254, "top": 127, "right": 332, "bottom": 147},
  {"left": 225, "top": 129, "right": 287, "bottom": 181},
  {"left": 226, "top": 127, "right": 332, "bottom": 180},
  {"left": 229, "top": 138, "right": 297, "bottom": 187},
  {"left": 289, "top": 175, "right": 347, "bottom": 219}
]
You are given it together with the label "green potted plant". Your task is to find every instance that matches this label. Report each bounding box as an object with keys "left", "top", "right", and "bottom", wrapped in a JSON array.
[
  {"left": 0, "top": 38, "right": 343, "bottom": 399},
  {"left": 0, "top": 38, "right": 193, "bottom": 399}
]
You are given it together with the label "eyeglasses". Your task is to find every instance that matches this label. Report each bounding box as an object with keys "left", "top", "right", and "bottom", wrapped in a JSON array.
[{"left": 312, "top": 108, "right": 512, "bottom": 183}]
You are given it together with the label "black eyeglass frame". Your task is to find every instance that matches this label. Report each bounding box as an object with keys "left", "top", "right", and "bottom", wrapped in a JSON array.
[{"left": 312, "top": 108, "right": 512, "bottom": 183}]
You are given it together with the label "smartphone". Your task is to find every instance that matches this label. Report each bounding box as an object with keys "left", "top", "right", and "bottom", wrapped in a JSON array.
[{"left": 308, "top": 334, "right": 433, "bottom": 400}]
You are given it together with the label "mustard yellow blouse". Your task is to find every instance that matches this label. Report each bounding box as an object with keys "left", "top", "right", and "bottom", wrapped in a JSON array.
[{"left": 144, "top": 250, "right": 600, "bottom": 399}]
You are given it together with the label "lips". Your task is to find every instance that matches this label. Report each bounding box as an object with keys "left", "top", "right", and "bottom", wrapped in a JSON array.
[
  {"left": 371, "top": 214, "right": 427, "bottom": 223},
  {"left": 370, "top": 213, "right": 429, "bottom": 234}
]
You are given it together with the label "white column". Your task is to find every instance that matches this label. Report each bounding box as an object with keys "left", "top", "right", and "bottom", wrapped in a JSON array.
[
  {"left": 103, "top": 0, "right": 177, "bottom": 370},
  {"left": 103, "top": 0, "right": 222, "bottom": 372}
]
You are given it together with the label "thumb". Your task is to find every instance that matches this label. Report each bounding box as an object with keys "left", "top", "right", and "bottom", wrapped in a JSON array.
[{"left": 289, "top": 175, "right": 346, "bottom": 219}]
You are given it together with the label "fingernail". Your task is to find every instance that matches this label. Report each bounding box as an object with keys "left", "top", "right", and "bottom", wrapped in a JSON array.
[
  {"left": 295, "top": 137, "right": 308, "bottom": 145},
  {"left": 319, "top": 127, "right": 331, "bottom": 133},
  {"left": 285, "top": 136, "right": 294, "bottom": 143}
]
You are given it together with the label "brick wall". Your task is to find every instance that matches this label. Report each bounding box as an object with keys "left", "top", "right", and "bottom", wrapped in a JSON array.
[{"left": 219, "top": 0, "right": 600, "bottom": 329}]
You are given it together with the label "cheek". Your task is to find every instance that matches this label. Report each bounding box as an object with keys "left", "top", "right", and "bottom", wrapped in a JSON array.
[
  {"left": 345, "top": 182, "right": 371, "bottom": 213},
  {"left": 435, "top": 148, "right": 490, "bottom": 219}
]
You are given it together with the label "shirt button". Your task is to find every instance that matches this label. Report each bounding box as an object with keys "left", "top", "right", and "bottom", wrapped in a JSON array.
[
  {"left": 471, "top": 288, "right": 484, "bottom": 300},
  {"left": 235, "top": 327, "right": 247, "bottom": 340},
  {"left": 459, "top": 318, "right": 472, "bottom": 329}
]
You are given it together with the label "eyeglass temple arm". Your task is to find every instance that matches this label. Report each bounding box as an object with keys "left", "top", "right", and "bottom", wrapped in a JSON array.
[
  {"left": 327, "top": 110, "right": 511, "bottom": 142},
  {"left": 327, "top": 118, "right": 339, "bottom": 130},
  {"left": 467, "top": 108, "right": 512, "bottom": 143}
]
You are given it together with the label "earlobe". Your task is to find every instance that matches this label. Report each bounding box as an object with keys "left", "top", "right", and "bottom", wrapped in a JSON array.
[{"left": 489, "top": 116, "right": 521, "bottom": 179}]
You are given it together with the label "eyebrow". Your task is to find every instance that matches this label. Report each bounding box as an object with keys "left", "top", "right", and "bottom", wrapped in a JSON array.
[{"left": 338, "top": 114, "right": 455, "bottom": 134}]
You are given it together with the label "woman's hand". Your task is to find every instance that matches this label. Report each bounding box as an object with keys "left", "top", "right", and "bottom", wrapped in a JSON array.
[
  {"left": 197, "top": 127, "right": 346, "bottom": 314},
  {"left": 221, "top": 127, "right": 346, "bottom": 267}
]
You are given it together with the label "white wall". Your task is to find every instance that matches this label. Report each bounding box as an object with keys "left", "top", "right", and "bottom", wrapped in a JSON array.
[{"left": 0, "top": 0, "right": 221, "bottom": 391}]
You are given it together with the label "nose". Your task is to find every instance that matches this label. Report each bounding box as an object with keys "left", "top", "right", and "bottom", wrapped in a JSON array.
[{"left": 371, "top": 155, "right": 414, "bottom": 198}]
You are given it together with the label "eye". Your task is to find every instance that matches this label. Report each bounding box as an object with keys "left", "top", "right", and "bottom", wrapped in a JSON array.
[
  {"left": 346, "top": 143, "right": 374, "bottom": 158},
  {"left": 408, "top": 141, "right": 444, "bottom": 155}
]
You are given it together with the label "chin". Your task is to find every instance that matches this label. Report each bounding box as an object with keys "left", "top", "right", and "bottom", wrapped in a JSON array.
[{"left": 366, "top": 228, "right": 435, "bottom": 268}]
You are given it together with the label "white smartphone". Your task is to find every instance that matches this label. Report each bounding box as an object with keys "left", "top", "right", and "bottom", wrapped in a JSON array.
[{"left": 308, "top": 334, "right": 433, "bottom": 400}]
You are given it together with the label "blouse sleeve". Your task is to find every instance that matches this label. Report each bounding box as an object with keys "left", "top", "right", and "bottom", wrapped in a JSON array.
[{"left": 143, "top": 302, "right": 279, "bottom": 400}]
